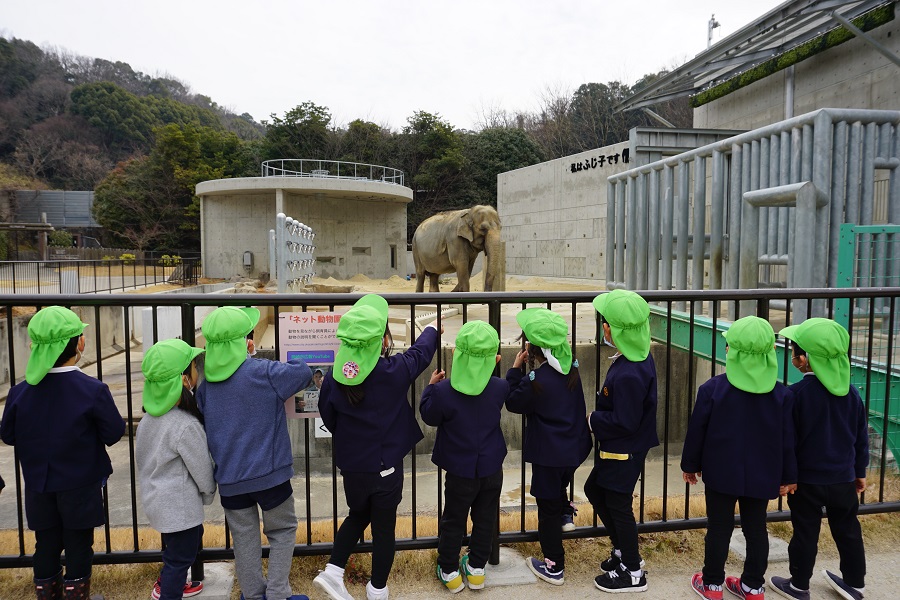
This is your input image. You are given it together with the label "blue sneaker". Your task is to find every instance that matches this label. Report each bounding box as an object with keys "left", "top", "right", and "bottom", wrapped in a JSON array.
[
  {"left": 822, "top": 570, "right": 864, "bottom": 600},
  {"left": 769, "top": 576, "right": 810, "bottom": 600},
  {"left": 527, "top": 557, "right": 564, "bottom": 585}
]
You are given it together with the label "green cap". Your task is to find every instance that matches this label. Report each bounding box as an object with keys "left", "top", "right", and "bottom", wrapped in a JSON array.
[
  {"left": 779, "top": 318, "right": 850, "bottom": 396},
  {"left": 450, "top": 321, "right": 499, "bottom": 395},
  {"left": 722, "top": 316, "right": 777, "bottom": 394},
  {"left": 592, "top": 290, "right": 651, "bottom": 362},
  {"left": 141, "top": 339, "right": 204, "bottom": 417},
  {"left": 26, "top": 306, "right": 88, "bottom": 385},
  {"left": 201, "top": 306, "right": 260, "bottom": 382},
  {"left": 515, "top": 308, "right": 573, "bottom": 375},
  {"left": 333, "top": 294, "right": 389, "bottom": 386}
]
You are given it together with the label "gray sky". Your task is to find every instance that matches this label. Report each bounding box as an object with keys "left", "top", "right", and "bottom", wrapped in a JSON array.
[{"left": 3, "top": 0, "right": 785, "bottom": 131}]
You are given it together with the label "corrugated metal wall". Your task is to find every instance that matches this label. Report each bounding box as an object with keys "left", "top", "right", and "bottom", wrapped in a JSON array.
[{"left": 12, "top": 190, "right": 100, "bottom": 227}]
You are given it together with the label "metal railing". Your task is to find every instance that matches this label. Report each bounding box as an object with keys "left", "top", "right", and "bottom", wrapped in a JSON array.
[
  {"left": 0, "top": 288, "right": 897, "bottom": 571},
  {"left": 606, "top": 108, "right": 900, "bottom": 316},
  {"left": 0, "top": 259, "right": 200, "bottom": 294},
  {"left": 261, "top": 159, "right": 405, "bottom": 186}
]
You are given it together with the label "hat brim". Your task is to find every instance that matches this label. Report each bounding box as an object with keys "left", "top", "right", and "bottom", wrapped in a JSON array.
[
  {"left": 240, "top": 307, "right": 260, "bottom": 334},
  {"left": 778, "top": 324, "right": 801, "bottom": 340},
  {"left": 592, "top": 293, "right": 612, "bottom": 315},
  {"left": 450, "top": 348, "right": 496, "bottom": 395}
]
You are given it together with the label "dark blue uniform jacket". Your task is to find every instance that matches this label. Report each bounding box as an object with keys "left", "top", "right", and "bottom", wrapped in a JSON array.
[
  {"left": 320, "top": 327, "right": 438, "bottom": 472},
  {"left": 420, "top": 376, "right": 509, "bottom": 479},
  {"left": 505, "top": 364, "right": 592, "bottom": 468},
  {"left": 791, "top": 375, "right": 868, "bottom": 484},
  {"left": 1, "top": 369, "right": 125, "bottom": 493},
  {"left": 591, "top": 354, "right": 660, "bottom": 455},
  {"left": 681, "top": 373, "right": 797, "bottom": 499}
]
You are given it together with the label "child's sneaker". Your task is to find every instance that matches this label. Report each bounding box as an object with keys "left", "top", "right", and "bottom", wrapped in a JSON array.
[
  {"left": 691, "top": 573, "right": 723, "bottom": 600},
  {"left": 436, "top": 563, "right": 464, "bottom": 594},
  {"left": 526, "top": 557, "right": 564, "bottom": 585},
  {"left": 600, "top": 549, "right": 646, "bottom": 573},
  {"left": 822, "top": 569, "right": 864, "bottom": 600},
  {"left": 562, "top": 502, "right": 577, "bottom": 532},
  {"left": 724, "top": 576, "right": 764, "bottom": 599},
  {"left": 460, "top": 554, "right": 485, "bottom": 590},
  {"left": 365, "top": 581, "right": 388, "bottom": 600},
  {"left": 769, "top": 576, "right": 810, "bottom": 600},
  {"left": 313, "top": 567, "right": 355, "bottom": 600},
  {"left": 594, "top": 563, "right": 648, "bottom": 593},
  {"left": 151, "top": 578, "right": 204, "bottom": 599}
]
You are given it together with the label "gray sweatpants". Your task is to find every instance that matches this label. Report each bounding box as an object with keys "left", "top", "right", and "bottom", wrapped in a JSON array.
[{"left": 225, "top": 496, "right": 297, "bottom": 600}]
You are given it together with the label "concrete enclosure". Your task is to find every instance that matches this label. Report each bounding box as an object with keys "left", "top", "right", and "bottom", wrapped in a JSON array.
[
  {"left": 497, "top": 141, "right": 631, "bottom": 281},
  {"left": 196, "top": 175, "right": 412, "bottom": 280}
]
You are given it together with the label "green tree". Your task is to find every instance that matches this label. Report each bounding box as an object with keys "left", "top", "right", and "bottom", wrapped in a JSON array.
[
  {"left": 261, "top": 101, "right": 333, "bottom": 160},
  {"left": 70, "top": 82, "right": 157, "bottom": 151},
  {"left": 462, "top": 127, "right": 544, "bottom": 205}
]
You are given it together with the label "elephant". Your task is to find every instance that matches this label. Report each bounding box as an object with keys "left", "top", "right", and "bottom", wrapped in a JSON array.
[{"left": 412, "top": 205, "right": 502, "bottom": 292}]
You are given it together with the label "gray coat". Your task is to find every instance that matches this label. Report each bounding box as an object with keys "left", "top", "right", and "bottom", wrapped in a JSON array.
[{"left": 135, "top": 408, "right": 216, "bottom": 533}]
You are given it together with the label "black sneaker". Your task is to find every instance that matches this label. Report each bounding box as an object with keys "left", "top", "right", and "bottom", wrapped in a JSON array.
[
  {"left": 600, "top": 551, "right": 646, "bottom": 574},
  {"left": 594, "top": 563, "right": 648, "bottom": 593},
  {"left": 822, "top": 570, "right": 864, "bottom": 600},
  {"left": 769, "top": 576, "right": 810, "bottom": 600}
]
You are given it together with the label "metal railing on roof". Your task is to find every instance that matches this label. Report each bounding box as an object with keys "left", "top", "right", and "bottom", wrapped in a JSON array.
[{"left": 261, "top": 159, "right": 405, "bottom": 186}]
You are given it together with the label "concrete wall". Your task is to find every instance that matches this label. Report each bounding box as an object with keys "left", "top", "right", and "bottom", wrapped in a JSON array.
[
  {"left": 497, "top": 142, "right": 631, "bottom": 281},
  {"left": 694, "top": 13, "right": 900, "bottom": 130}
]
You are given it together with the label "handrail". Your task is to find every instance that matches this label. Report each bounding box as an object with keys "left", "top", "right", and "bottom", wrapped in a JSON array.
[{"left": 261, "top": 159, "right": 405, "bottom": 186}]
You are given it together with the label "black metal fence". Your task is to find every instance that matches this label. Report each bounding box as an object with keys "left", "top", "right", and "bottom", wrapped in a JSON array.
[
  {"left": 0, "top": 288, "right": 897, "bottom": 570},
  {"left": 0, "top": 259, "right": 200, "bottom": 295}
]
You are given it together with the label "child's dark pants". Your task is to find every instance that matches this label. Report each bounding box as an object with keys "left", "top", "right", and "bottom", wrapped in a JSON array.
[
  {"left": 330, "top": 467, "right": 403, "bottom": 589},
  {"left": 436, "top": 469, "right": 502, "bottom": 573},
  {"left": 703, "top": 489, "right": 768, "bottom": 589},
  {"left": 583, "top": 454, "right": 646, "bottom": 572},
  {"left": 787, "top": 481, "right": 866, "bottom": 590},
  {"left": 160, "top": 524, "right": 203, "bottom": 600},
  {"left": 532, "top": 465, "right": 576, "bottom": 571}
]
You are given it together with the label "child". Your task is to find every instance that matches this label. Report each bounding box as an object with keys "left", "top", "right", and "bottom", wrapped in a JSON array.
[
  {"left": 314, "top": 294, "right": 440, "bottom": 600},
  {"left": 769, "top": 318, "right": 868, "bottom": 600},
  {"left": 195, "top": 306, "right": 312, "bottom": 600},
  {"left": 587, "top": 289, "right": 658, "bottom": 594},
  {"left": 136, "top": 338, "right": 216, "bottom": 600},
  {"left": 506, "top": 307, "right": 592, "bottom": 586},
  {"left": 420, "top": 320, "right": 509, "bottom": 593},
  {"left": 0, "top": 306, "right": 125, "bottom": 599},
  {"left": 683, "top": 315, "right": 797, "bottom": 600}
]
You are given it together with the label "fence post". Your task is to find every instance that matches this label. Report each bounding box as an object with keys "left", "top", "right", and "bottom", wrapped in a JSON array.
[
  {"left": 488, "top": 299, "right": 501, "bottom": 565},
  {"left": 179, "top": 302, "right": 204, "bottom": 581}
]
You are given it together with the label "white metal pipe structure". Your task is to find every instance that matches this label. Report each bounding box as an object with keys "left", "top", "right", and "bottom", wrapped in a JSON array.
[
  {"left": 606, "top": 108, "right": 900, "bottom": 310},
  {"left": 275, "top": 212, "right": 317, "bottom": 294}
]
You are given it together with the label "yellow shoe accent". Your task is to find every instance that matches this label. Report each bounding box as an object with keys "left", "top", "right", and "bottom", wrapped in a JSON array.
[
  {"left": 461, "top": 555, "right": 485, "bottom": 590},
  {"left": 437, "top": 564, "right": 464, "bottom": 593}
]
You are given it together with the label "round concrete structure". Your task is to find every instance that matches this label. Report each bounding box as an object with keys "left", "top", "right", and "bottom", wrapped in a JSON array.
[{"left": 196, "top": 170, "right": 413, "bottom": 280}]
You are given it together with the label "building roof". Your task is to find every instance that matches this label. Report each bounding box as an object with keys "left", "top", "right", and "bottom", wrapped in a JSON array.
[{"left": 618, "top": 0, "right": 894, "bottom": 112}]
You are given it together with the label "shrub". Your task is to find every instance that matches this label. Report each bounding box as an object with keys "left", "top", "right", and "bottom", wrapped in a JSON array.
[
  {"left": 48, "top": 231, "right": 74, "bottom": 248},
  {"left": 158, "top": 254, "right": 183, "bottom": 266},
  {"left": 119, "top": 253, "right": 136, "bottom": 264},
  {"left": 101, "top": 255, "right": 116, "bottom": 261}
]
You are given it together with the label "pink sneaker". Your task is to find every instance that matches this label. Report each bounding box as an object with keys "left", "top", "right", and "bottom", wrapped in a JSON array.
[
  {"left": 725, "top": 576, "right": 764, "bottom": 599},
  {"left": 692, "top": 573, "right": 724, "bottom": 600}
]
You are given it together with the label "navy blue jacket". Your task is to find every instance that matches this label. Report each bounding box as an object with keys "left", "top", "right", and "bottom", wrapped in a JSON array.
[
  {"left": 420, "top": 376, "right": 509, "bottom": 479},
  {"left": 591, "top": 354, "right": 660, "bottom": 455},
  {"left": 320, "top": 326, "right": 438, "bottom": 472},
  {"left": 791, "top": 374, "right": 868, "bottom": 484},
  {"left": 1, "top": 369, "right": 125, "bottom": 493},
  {"left": 681, "top": 373, "right": 797, "bottom": 499},
  {"left": 505, "top": 365, "right": 592, "bottom": 468}
]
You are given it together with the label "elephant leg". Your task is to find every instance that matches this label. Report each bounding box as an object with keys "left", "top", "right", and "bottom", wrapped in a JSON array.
[
  {"left": 454, "top": 268, "right": 471, "bottom": 292},
  {"left": 429, "top": 273, "right": 441, "bottom": 292},
  {"left": 415, "top": 267, "right": 425, "bottom": 292}
]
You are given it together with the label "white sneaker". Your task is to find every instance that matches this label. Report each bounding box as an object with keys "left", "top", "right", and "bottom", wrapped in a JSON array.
[
  {"left": 366, "top": 581, "right": 389, "bottom": 600},
  {"left": 313, "top": 568, "right": 355, "bottom": 600}
]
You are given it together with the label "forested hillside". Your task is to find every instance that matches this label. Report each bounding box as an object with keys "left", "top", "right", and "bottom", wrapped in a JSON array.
[{"left": 0, "top": 36, "right": 690, "bottom": 251}]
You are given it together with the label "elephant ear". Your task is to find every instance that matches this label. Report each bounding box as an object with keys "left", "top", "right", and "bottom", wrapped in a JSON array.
[{"left": 456, "top": 210, "right": 475, "bottom": 242}]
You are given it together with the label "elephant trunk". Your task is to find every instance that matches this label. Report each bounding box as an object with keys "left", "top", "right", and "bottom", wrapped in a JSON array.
[{"left": 483, "top": 228, "right": 502, "bottom": 292}]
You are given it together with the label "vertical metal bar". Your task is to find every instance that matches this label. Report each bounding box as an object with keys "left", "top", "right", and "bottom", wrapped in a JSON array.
[
  {"left": 727, "top": 145, "right": 743, "bottom": 293},
  {"left": 625, "top": 177, "right": 637, "bottom": 290},
  {"left": 661, "top": 166, "right": 675, "bottom": 292},
  {"left": 878, "top": 296, "right": 895, "bottom": 502},
  {"left": 615, "top": 182, "right": 626, "bottom": 289},
  {"left": 662, "top": 301, "right": 672, "bottom": 521},
  {"left": 676, "top": 161, "right": 690, "bottom": 311},
  {"left": 757, "top": 139, "right": 769, "bottom": 285},
  {"left": 648, "top": 169, "right": 660, "bottom": 290},
  {"left": 829, "top": 121, "right": 849, "bottom": 287},
  {"left": 606, "top": 181, "right": 616, "bottom": 286},
  {"left": 710, "top": 151, "right": 725, "bottom": 290},
  {"left": 692, "top": 157, "right": 706, "bottom": 294}
]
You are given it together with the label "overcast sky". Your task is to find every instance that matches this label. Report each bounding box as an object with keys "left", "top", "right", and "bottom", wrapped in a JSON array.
[{"left": 3, "top": 0, "right": 785, "bottom": 131}]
